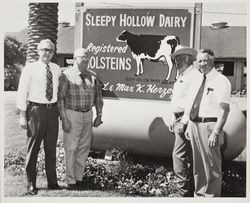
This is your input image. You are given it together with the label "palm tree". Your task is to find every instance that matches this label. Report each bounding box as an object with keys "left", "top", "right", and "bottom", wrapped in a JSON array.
[{"left": 27, "top": 3, "right": 58, "bottom": 63}]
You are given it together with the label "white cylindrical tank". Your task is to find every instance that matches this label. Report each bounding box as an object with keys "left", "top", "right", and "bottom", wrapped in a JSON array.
[
  {"left": 221, "top": 102, "right": 246, "bottom": 160},
  {"left": 92, "top": 99, "right": 246, "bottom": 161}
]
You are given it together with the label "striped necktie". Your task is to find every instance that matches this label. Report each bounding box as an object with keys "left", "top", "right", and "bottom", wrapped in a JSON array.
[
  {"left": 46, "top": 65, "right": 53, "bottom": 101},
  {"left": 190, "top": 74, "right": 206, "bottom": 120}
]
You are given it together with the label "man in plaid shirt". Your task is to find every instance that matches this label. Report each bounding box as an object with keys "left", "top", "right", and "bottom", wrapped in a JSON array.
[{"left": 57, "top": 48, "right": 103, "bottom": 190}]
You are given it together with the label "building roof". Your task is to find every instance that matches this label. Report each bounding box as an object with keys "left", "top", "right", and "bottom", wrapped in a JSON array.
[
  {"left": 6, "top": 26, "right": 74, "bottom": 55},
  {"left": 201, "top": 26, "right": 246, "bottom": 58},
  {"left": 7, "top": 25, "right": 246, "bottom": 58}
]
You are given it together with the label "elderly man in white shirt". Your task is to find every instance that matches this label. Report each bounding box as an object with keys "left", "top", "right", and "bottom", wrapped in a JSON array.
[
  {"left": 181, "top": 49, "right": 231, "bottom": 197},
  {"left": 169, "top": 45, "right": 200, "bottom": 197},
  {"left": 17, "top": 39, "right": 62, "bottom": 195}
]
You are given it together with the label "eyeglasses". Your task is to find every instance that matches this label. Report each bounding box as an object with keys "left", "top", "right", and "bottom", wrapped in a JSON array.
[{"left": 40, "top": 48, "right": 54, "bottom": 53}]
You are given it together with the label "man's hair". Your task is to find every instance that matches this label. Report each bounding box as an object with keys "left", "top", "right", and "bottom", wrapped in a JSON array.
[
  {"left": 198, "top": 49, "right": 215, "bottom": 60},
  {"left": 73, "top": 48, "right": 89, "bottom": 59},
  {"left": 37, "top": 39, "right": 55, "bottom": 50}
]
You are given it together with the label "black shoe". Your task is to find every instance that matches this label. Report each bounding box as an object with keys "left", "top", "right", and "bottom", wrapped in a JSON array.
[
  {"left": 76, "top": 181, "right": 84, "bottom": 190},
  {"left": 27, "top": 185, "right": 38, "bottom": 195},
  {"left": 27, "top": 181, "right": 38, "bottom": 195},
  {"left": 66, "top": 184, "right": 77, "bottom": 190},
  {"left": 47, "top": 184, "right": 62, "bottom": 190}
]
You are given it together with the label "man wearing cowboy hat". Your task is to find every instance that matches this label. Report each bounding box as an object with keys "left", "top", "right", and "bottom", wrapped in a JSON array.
[{"left": 169, "top": 45, "right": 201, "bottom": 197}]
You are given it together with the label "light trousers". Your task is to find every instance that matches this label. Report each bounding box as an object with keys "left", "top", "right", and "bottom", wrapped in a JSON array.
[
  {"left": 187, "top": 121, "right": 224, "bottom": 197},
  {"left": 63, "top": 109, "right": 93, "bottom": 184},
  {"left": 172, "top": 128, "right": 193, "bottom": 197}
]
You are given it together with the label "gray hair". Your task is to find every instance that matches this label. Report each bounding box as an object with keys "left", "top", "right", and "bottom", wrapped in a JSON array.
[
  {"left": 37, "top": 39, "right": 55, "bottom": 50},
  {"left": 198, "top": 49, "right": 215, "bottom": 61}
]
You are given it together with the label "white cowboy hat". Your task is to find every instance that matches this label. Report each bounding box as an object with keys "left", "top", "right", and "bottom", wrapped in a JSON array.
[{"left": 171, "top": 45, "right": 198, "bottom": 58}]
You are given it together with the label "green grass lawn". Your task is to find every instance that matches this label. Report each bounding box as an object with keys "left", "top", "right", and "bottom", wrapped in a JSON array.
[{"left": 3, "top": 91, "right": 247, "bottom": 197}]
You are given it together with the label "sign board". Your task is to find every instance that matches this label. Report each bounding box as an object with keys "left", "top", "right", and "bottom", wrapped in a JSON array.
[{"left": 81, "top": 7, "right": 195, "bottom": 101}]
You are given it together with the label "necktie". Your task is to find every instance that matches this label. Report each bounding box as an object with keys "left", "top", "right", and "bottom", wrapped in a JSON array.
[
  {"left": 190, "top": 74, "right": 206, "bottom": 120},
  {"left": 79, "top": 72, "right": 91, "bottom": 110},
  {"left": 80, "top": 72, "right": 92, "bottom": 85},
  {"left": 79, "top": 73, "right": 86, "bottom": 85},
  {"left": 46, "top": 65, "right": 53, "bottom": 101}
]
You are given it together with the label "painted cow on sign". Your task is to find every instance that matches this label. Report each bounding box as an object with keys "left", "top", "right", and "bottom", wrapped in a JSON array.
[{"left": 116, "top": 30, "right": 180, "bottom": 82}]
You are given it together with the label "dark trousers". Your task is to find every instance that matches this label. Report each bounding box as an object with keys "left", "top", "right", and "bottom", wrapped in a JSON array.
[
  {"left": 26, "top": 104, "right": 59, "bottom": 186},
  {"left": 172, "top": 122, "right": 193, "bottom": 197}
]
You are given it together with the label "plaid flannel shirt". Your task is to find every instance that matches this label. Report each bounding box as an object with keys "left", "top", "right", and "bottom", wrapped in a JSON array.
[{"left": 57, "top": 66, "right": 103, "bottom": 120}]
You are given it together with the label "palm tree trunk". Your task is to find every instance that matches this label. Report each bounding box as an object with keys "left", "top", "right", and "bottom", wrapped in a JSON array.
[{"left": 27, "top": 3, "right": 58, "bottom": 63}]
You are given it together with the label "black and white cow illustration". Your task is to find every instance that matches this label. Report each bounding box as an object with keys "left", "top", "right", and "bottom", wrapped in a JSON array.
[{"left": 116, "top": 30, "right": 180, "bottom": 82}]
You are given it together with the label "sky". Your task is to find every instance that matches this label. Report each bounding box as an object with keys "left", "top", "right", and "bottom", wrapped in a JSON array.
[{"left": 0, "top": 0, "right": 247, "bottom": 33}]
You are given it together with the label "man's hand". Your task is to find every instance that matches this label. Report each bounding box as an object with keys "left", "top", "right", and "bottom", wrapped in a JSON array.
[
  {"left": 20, "top": 115, "right": 27, "bottom": 129},
  {"left": 19, "top": 110, "right": 27, "bottom": 129},
  {"left": 168, "top": 119, "right": 174, "bottom": 133},
  {"left": 174, "top": 122, "right": 186, "bottom": 135},
  {"left": 62, "top": 117, "right": 72, "bottom": 132},
  {"left": 93, "top": 115, "right": 102, "bottom": 127},
  {"left": 208, "top": 132, "right": 219, "bottom": 147},
  {"left": 185, "top": 131, "right": 190, "bottom": 140}
]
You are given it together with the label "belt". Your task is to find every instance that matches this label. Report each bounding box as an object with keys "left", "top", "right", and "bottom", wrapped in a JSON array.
[
  {"left": 174, "top": 111, "right": 184, "bottom": 119},
  {"left": 191, "top": 117, "right": 217, "bottom": 123},
  {"left": 29, "top": 101, "right": 57, "bottom": 108},
  {"left": 73, "top": 109, "right": 91, "bottom": 113}
]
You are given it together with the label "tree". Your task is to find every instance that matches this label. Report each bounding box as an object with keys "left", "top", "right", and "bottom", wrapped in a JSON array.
[
  {"left": 4, "top": 36, "right": 27, "bottom": 90},
  {"left": 27, "top": 3, "right": 58, "bottom": 63}
]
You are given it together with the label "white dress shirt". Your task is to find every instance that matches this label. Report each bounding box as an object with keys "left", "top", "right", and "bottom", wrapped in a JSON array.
[
  {"left": 181, "top": 68, "right": 231, "bottom": 124},
  {"left": 171, "top": 66, "right": 201, "bottom": 113},
  {"left": 17, "top": 60, "right": 61, "bottom": 111}
]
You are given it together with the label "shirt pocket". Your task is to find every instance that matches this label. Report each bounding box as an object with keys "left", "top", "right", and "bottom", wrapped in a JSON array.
[{"left": 202, "top": 86, "right": 215, "bottom": 105}]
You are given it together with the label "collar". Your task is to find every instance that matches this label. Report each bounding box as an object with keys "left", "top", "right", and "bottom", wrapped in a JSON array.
[
  {"left": 182, "top": 65, "right": 194, "bottom": 76},
  {"left": 38, "top": 59, "right": 50, "bottom": 67},
  {"left": 73, "top": 65, "right": 90, "bottom": 77},
  {"left": 205, "top": 67, "right": 217, "bottom": 80}
]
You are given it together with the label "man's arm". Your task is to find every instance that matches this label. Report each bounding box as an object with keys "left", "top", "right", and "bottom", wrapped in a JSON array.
[
  {"left": 57, "top": 73, "right": 71, "bottom": 132},
  {"left": 93, "top": 77, "right": 103, "bottom": 127},
  {"left": 16, "top": 65, "right": 30, "bottom": 129},
  {"left": 209, "top": 75, "right": 231, "bottom": 147},
  {"left": 17, "top": 65, "right": 30, "bottom": 112},
  {"left": 208, "top": 102, "right": 230, "bottom": 148},
  {"left": 19, "top": 110, "right": 27, "bottom": 129}
]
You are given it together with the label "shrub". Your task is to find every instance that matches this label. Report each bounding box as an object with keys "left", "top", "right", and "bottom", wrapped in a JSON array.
[
  {"left": 4, "top": 151, "right": 26, "bottom": 176},
  {"left": 231, "top": 88, "right": 247, "bottom": 97},
  {"left": 4, "top": 138, "right": 246, "bottom": 196},
  {"left": 4, "top": 36, "right": 27, "bottom": 91}
]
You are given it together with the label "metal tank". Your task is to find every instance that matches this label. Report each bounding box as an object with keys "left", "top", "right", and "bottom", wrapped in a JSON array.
[{"left": 92, "top": 100, "right": 246, "bottom": 161}]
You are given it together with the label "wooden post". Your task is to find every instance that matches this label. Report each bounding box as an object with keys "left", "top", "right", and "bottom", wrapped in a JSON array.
[
  {"left": 193, "top": 3, "right": 202, "bottom": 50},
  {"left": 74, "top": 3, "right": 85, "bottom": 50}
]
